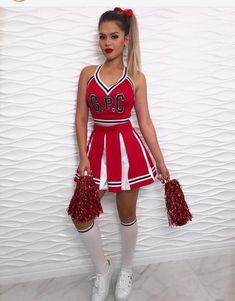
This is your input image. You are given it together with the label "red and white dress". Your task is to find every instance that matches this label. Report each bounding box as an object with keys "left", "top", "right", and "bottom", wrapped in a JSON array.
[{"left": 76, "top": 63, "right": 157, "bottom": 192}]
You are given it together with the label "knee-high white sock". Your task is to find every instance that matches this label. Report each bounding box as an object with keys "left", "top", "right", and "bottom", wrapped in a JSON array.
[
  {"left": 119, "top": 218, "right": 138, "bottom": 272},
  {"left": 77, "top": 220, "right": 109, "bottom": 275}
]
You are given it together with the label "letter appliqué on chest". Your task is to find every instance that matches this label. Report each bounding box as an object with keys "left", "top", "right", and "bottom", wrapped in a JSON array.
[{"left": 89, "top": 93, "right": 125, "bottom": 113}]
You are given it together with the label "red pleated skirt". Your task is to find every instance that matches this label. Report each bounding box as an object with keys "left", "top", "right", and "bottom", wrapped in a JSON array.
[{"left": 83, "top": 120, "right": 157, "bottom": 192}]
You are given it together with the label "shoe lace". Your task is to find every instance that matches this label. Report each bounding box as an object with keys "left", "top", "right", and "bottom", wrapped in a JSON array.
[
  {"left": 118, "top": 270, "right": 133, "bottom": 289},
  {"left": 87, "top": 259, "right": 111, "bottom": 294},
  {"left": 91, "top": 274, "right": 103, "bottom": 286},
  {"left": 88, "top": 273, "right": 106, "bottom": 294}
]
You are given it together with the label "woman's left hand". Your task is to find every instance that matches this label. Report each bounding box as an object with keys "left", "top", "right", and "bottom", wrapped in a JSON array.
[{"left": 156, "top": 160, "right": 170, "bottom": 184}]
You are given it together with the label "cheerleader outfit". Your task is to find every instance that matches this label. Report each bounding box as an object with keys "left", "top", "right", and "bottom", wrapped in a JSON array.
[{"left": 77, "top": 63, "right": 157, "bottom": 192}]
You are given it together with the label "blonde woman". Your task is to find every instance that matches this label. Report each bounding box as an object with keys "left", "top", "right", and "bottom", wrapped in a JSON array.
[{"left": 71, "top": 7, "right": 170, "bottom": 301}]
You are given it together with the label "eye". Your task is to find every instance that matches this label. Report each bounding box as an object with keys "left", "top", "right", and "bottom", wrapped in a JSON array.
[
  {"left": 99, "top": 35, "right": 105, "bottom": 40},
  {"left": 111, "top": 35, "right": 119, "bottom": 39}
]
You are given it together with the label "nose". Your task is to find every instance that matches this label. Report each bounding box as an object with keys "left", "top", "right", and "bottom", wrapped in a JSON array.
[{"left": 104, "top": 37, "right": 112, "bottom": 46}]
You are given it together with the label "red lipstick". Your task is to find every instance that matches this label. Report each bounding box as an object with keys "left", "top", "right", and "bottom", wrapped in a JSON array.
[{"left": 105, "top": 48, "right": 113, "bottom": 53}]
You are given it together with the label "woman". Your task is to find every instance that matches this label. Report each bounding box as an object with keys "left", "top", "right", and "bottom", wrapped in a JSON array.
[{"left": 71, "top": 7, "right": 170, "bottom": 301}]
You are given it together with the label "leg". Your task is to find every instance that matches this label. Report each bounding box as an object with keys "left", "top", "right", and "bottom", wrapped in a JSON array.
[
  {"left": 116, "top": 189, "right": 139, "bottom": 271},
  {"left": 116, "top": 188, "right": 139, "bottom": 223},
  {"left": 114, "top": 189, "right": 139, "bottom": 300},
  {"left": 71, "top": 189, "right": 109, "bottom": 275}
]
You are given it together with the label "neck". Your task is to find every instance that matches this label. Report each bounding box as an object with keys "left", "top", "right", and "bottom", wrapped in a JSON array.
[{"left": 103, "top": 58, "right": 124, "bottom": 69}]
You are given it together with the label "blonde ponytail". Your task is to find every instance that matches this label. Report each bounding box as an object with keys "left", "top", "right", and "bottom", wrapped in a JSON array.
[{"left": 127, "top": 12, "right": 141, "bottom": 79}]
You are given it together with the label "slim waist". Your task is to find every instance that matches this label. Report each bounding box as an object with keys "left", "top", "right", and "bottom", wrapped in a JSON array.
[
  {"left": 93, "top": 119, "right": 133, "bottom": 132},
  {"left": 93, "top": 118, "right": 130, "bottom": 125}
]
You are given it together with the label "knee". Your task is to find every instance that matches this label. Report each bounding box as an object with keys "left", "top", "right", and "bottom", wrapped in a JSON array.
[
  {"left": 71, "top": 217, "right": 95, "bottom": 231},
  {"left": 118, "top": 213, "right": 137, "bottom": 224}
]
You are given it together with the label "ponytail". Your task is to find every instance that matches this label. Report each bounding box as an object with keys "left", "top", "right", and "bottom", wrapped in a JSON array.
[{"left": 127, "top": 12, "right": 141, "bottom": 79}]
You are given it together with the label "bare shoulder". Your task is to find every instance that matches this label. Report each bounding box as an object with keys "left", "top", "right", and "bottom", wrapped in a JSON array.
[
  {"left": 136, "top": 70, "right": 146, "bottom": 84},
  {"left": 130, "top": 70, "right": 146, "bottom": 92},
  {"left": 80, "top": 65, "right": 98, "bottom": 81}
]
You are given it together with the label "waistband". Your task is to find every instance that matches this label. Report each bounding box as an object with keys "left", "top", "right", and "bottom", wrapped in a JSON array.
[
  {"left": 93, "top": 119, "right": 133, "bottom": 132},
  {"left": 93, "top": 118, "right": 130, "bottom": 125}
]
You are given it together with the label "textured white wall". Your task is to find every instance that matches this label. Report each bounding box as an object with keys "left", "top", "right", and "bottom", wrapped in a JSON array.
[{"left": 0, "top": 6, "right": 235, "bottom": 284}]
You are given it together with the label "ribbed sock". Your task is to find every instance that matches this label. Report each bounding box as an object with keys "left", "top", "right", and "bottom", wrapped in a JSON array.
[
  {"left": 119, "top": 218, "right": 138, "bottom": 272},
  {"left": 77, "top": 220, "right": 109, "bottom": 275}
]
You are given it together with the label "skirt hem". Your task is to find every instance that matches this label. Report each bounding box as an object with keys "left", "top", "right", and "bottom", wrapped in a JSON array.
[{"left": 94, "top": 169, "right": 157, "bottom": 192}]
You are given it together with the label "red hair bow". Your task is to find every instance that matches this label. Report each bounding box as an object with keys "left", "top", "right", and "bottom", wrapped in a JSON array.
[{"left": 114, "top": 7, "right": 133, "bottom": 17}]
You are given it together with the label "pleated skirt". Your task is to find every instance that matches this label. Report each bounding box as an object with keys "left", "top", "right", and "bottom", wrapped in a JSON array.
[{"left": 83, "top": 120, "right": 157, "bottom": 192}]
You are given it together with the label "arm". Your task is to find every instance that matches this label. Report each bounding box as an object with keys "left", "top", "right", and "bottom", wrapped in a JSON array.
[
  {"left": 134, "top": 71, "right": 165, "bottom": 164},
  {"left": 75, "top": 67, "right": 90, "bottom": 174}
]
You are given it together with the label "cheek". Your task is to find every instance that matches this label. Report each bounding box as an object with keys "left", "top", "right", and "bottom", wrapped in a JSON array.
[
  {"left": 98, "top": 40, "right": 104, "bottom": 48},
  {"left": 118, "top": 39, "right": 125, "bottom": 46},
  {"left": 118, "top": 42, "right": 125, "bottom": 49}
]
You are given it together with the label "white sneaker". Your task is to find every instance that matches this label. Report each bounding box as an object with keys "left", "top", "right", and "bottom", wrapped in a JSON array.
[
  {"left": 89, "top": 258, "right": 114, "bottom": 301},
  {"left": 114, "top": 268, "right": 133, "bottom": 301}
]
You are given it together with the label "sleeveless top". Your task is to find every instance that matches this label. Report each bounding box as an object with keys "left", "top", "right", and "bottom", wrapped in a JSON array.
[{"left": 86, "top": 63, "right": 135, "bottom": 123}]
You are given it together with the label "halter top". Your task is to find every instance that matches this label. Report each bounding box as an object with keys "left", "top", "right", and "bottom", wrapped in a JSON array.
[{"left": 86, "top": 64, "right": 135, "bottom": 122}]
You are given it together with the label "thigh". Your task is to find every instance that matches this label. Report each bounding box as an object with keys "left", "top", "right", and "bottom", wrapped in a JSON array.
[{"left": 116, "top": 189, "right": 139, "bottom": 222}]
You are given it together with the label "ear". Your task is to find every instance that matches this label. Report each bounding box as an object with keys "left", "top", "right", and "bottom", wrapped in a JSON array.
[{"left": 124, "top": 34, "right": 131, "bottom": 47}]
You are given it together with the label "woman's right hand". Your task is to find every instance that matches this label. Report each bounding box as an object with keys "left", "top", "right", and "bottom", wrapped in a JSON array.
[{"left": 77, "top": 157, "right": 91, "bottom": 176}]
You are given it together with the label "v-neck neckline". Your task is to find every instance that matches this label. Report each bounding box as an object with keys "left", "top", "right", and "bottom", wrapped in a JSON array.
[{"left": 96, "top": 63, "right": 126, "bottom": 90}]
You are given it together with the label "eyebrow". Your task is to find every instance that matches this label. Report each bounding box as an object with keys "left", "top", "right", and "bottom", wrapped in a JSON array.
[{"left": 99, "top": 32, "right": 119, "bottom": 35}]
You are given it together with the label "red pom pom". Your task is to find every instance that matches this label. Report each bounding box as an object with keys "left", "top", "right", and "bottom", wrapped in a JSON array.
[
  {"left": 164, "top": 179, "right": 193, "bottom": 226},
  {"left": 67, "top": 175, "right": 103, "bottom": 222}
]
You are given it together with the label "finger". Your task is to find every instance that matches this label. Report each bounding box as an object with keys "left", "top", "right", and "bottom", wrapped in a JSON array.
[
  {"left": 86, "top": 169, "right": 92, "bottom": 176},
  {"left": 157, "top": 177, "right": 165, "bottom": 184},
  {"left": 80, "top": 168, "right": 86, "bottom": 176},
  {"left": 87, "top": 167, "right": 91, "bottom": 175}
]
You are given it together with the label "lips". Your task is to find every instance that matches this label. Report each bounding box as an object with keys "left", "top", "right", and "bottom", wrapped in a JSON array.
[{"left": 105, "top": 48, "right": 113, "bottom": 53}]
